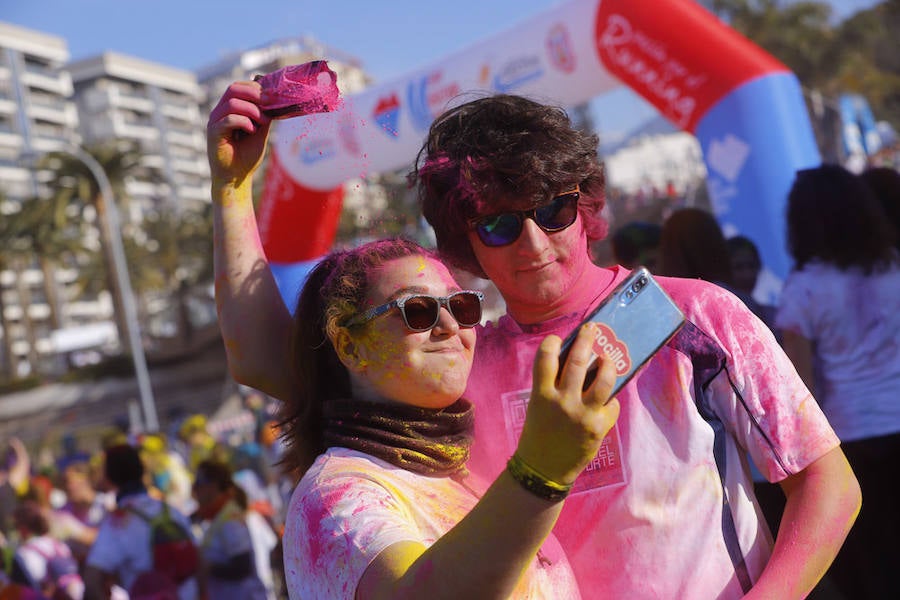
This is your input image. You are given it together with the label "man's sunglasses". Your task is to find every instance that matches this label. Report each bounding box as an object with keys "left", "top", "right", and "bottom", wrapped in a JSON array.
[
  {"left": 470, "top": 189, "right": 580, "bottom": 247},
  {"left": 344, "top": 290, "right": 485, "bottom": 332}
]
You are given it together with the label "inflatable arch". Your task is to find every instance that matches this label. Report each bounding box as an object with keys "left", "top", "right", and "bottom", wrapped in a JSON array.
[{"left": 259, "top": 0, "right": 820, "bottom": 308}]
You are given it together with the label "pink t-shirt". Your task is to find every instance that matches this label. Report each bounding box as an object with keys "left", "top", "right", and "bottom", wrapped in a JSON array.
[
  {"left": 465, "top": 267, "right": 839, "bottom": 599},
  {"left": 284, "top": 447, "right": 580, "bottom": 599}
]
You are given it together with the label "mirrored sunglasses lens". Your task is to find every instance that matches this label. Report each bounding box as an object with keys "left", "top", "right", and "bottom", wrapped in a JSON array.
[
  {"left": 401, "top": 296, "right": 440, "bottom": 330},
  {"left": 477, "top": 214, "right": 522, "bottom": 246},
  {"left": 536, "top": 193, "right": 578, "bottom": 230},
  {"left": 449, "top": 292, "right": 482, "bottom": 326}
]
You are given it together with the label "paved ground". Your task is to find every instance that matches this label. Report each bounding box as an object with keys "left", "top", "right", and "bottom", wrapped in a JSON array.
[{"left": 0, "top": 333, "right": 232, "bottom": 452}]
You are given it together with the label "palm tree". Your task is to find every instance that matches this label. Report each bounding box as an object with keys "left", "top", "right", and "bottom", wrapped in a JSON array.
[
  {"left": 133, "top": 203, "right": 214, "bottom": 348},
  {"left": 0, "top": 204, "right": 38, "bottom": 375},
  {"left": 41, "top": 141, "right": 147, "bottom": 354},
  {"left": 0, "top": 252, "right": 15, "bottom": 379},
  {"left": 0, "top": 191, "right": 29, "bottom": 380},
  {"left": 14, "top": 191, "right": 86, "bottom": 333},
  {"left": 12, "top": 189, "right": 96, "bottom": 375},
  {"left": 12, "top": 257, "right": 39, "bottom": 373}
]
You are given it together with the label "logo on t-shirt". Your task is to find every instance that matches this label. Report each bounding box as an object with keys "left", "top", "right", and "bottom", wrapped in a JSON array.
[
  {"left": 592, "top": 323, "right": 632, "bottom": 376},
  {"left": 501, "top": 388, "right": 627, "bottom": 493}
]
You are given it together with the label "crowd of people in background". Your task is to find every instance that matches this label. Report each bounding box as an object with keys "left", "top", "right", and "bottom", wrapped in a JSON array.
[{"left": 1, "top": 392, "right": 290, "bottom": 600}]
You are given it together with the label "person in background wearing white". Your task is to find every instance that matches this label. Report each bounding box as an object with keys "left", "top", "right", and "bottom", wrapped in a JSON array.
[{"left": 777, "top": 164, "right": 900, "bottom": 599}]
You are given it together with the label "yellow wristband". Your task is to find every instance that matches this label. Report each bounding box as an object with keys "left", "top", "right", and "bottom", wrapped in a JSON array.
[
  {"left": 13, "top": 477, "right": 29, "bottom": 497},
  {"left": 506, "top": 453, "right": 573, "bottom": 502}
]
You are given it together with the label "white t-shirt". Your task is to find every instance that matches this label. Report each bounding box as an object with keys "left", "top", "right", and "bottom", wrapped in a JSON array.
[
  {"left": 776, "top": 261, "right": 900, "bottom": 442},
  {"left": 15, "top": 535, "right": 83, "bottom": 598},
  {"left": 86, "top": 493, "right": 198, "bottom": 600},
  {"left": 284, "top": 447, "right": 580, "bottom": 600},
  {"left": 245, "top": 510, "right": 278, "bottom": 600}
]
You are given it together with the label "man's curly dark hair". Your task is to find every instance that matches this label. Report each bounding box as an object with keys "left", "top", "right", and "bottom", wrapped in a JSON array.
[{"left": 410, "top": 94, "right": 608, "bottom": 277}]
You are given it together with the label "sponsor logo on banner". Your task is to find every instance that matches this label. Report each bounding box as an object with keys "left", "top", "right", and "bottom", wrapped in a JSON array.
[
  {"left": 300, "top": 138, "right": 337, "bottom": 165},
  {"left": 337, "top": 111, "right": 361, "bottom": 156},
  {"left": 592, "top": 324, "right": 632, "bottom": 376},
  {"left": 546, "top": 23, "right": 576, "bottom": 73},
  {"left": 502, "top": 388, "right": 627, "bottom": 492},
  {"left": 705, "top": 133, "right": 751, "bottom": 214},
  {"left": 373, "top": 93, "right": 401, "bottom": 138},
  {"left": 406, "top": 70, "right": 461, "bottom": 131},
  {"left": 492, "top": 55, "right": 544, "bottom": 93},
  {"left": 707, "top": 134, "right": 750, "bottom": 183}
]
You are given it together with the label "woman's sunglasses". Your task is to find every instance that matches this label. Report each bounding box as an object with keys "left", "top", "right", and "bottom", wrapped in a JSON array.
[
  {"left": 470, "top": 189, "right": 580, "bottom": 247},
  {"left": 345, "top": 290, "right": 485, "bottom": 332}
]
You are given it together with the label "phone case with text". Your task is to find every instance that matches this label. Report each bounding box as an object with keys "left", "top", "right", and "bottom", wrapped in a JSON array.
[{"left": 559, "top": 268, "right": 685, "bottom": 396}]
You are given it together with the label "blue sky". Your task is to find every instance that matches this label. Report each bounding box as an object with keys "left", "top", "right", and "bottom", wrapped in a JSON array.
[{"left": 2, "top": 0, "right": 881, "bottom": 145}]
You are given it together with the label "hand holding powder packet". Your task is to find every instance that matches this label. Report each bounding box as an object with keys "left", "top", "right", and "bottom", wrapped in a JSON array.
[{"left": 255, "top": 60, "right": 341, "bottom": 119}]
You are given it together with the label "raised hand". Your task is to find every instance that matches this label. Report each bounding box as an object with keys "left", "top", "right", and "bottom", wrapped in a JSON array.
[
  {"left": 206, "top": 81, "right": 272, "bottom": 186},
  {"left": 5, "top": 437, "right": 31, "bottom": 493}
]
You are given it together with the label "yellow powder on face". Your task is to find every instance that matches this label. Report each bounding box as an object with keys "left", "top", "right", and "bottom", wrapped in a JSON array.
[{"left": 421, "top": 369, "right": 447, "bottom": 383}]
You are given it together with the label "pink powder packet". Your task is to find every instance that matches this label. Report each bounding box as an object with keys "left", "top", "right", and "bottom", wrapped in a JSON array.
[{"left": 255, "top": 60, "right": 341, "bottom": 119}]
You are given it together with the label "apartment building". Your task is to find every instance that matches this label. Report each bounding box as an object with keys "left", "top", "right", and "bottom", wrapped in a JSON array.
[
  {"left": 68, "top": 52, "right": 210, "bottom": 219},
  {"left": 0, "top": 22, "right": 87, "bottom": 378},
  {"left": 1, "top": 24, "right": 214, "bottom": 378},
  {"left": 0, "top": 23, "right": 379, "bottom": 380},
  {"left": 0, "top": 21, "right": 79, "bottom": 204}
]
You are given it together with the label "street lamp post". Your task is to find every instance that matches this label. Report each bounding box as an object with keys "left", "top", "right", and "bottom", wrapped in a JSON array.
[{"left": 61, "top": 145, "right": 159, "bottom": 432}]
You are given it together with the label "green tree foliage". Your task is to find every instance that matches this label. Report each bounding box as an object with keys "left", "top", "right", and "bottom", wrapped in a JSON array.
[
  {"left": 826, "top": 2, "right": 900, "bottom": 128},
  {"left": 710, "top": 0, "right": 899, "bottom": 130},
  {"left": 42, "top": 141, "right": 149, "bottom": 353},
  {"left": 132, "top": 203, "right": 214, "bottom": 346},
  {"left": 14, "top": 191, "right": 86, "bottom": 331}
]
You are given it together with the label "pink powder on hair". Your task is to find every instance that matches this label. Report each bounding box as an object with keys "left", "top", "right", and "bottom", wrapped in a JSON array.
[{"left": 418, "top": 153, "right": 487, "bottom": 212}]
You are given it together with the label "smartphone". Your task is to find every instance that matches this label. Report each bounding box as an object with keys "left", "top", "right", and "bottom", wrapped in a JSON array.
[{"left": 559, "top": 268, "right": 685, "bottom": 396}]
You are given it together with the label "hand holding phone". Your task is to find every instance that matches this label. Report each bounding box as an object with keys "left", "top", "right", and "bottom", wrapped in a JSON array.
[
  {"left": 558, "top": 268, "right": 685, "bottom": 395},
  {"left": 516, "top": 326, "right": 621, "bottom": 487}
]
